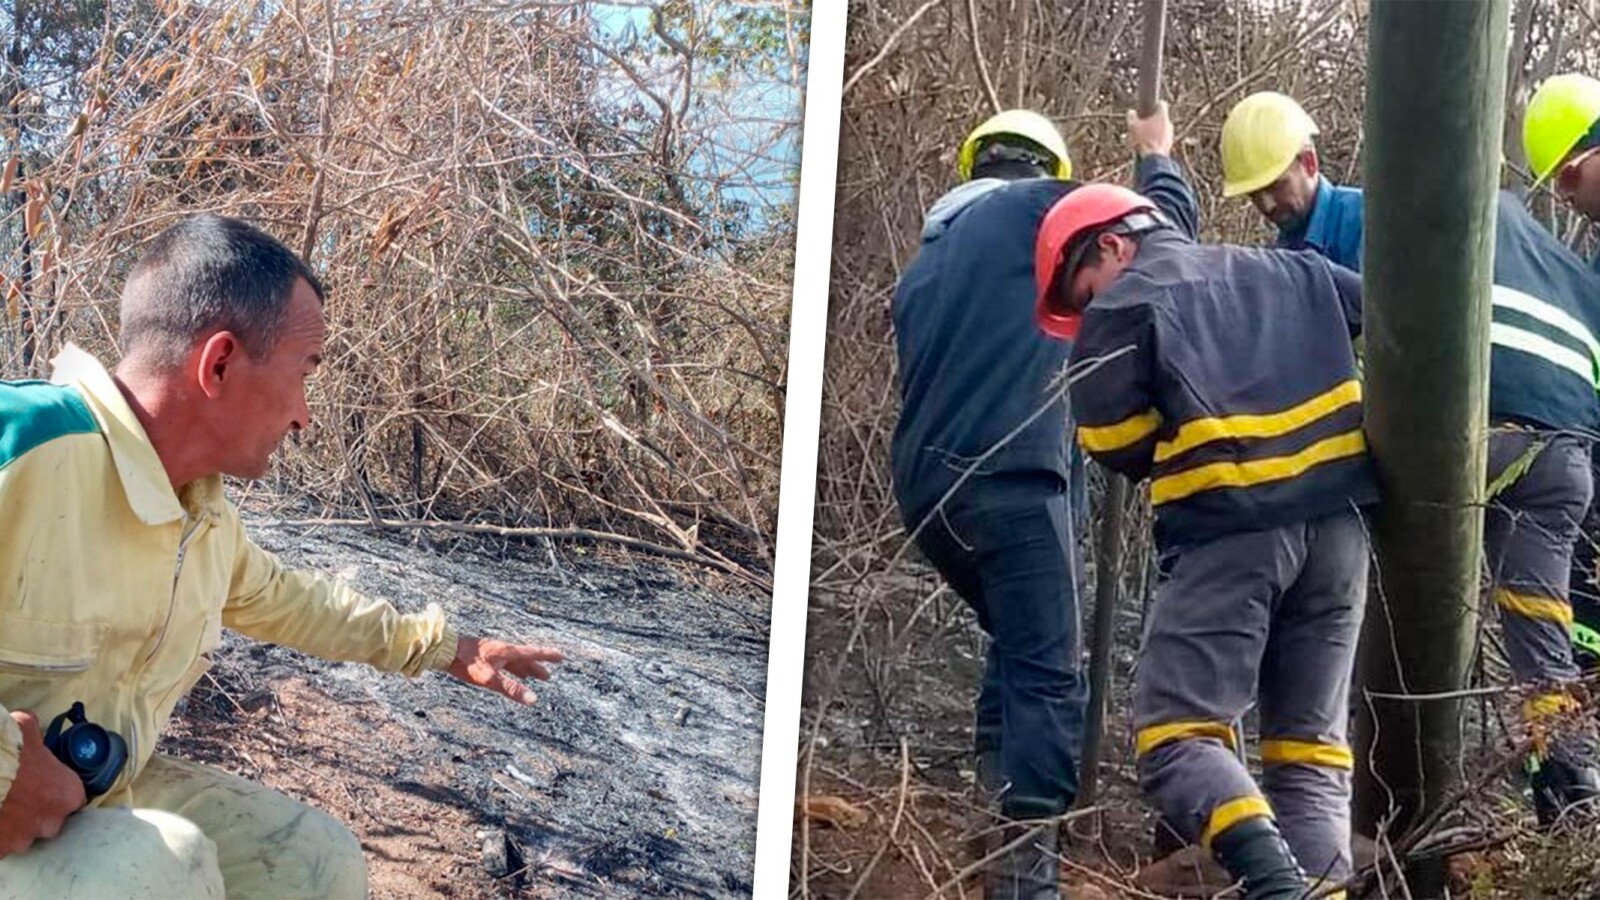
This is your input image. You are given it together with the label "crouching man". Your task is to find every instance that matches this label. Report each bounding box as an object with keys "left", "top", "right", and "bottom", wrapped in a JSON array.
[
  {"left": 1035, "top": 185, "right": 1375, "bottom": 898},
  {"left": 0, "top": 214, "right": 564, "bottom": 897}
]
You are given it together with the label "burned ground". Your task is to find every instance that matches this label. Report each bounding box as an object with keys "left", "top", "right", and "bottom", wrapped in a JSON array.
[
  {"left": 796, "top": 531, "right": 1600, "bottom": 899},
  {"left": 161, "top": 510, "right": 769, "bottom": 898}
]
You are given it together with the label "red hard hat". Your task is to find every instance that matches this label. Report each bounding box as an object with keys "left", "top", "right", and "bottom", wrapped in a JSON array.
[{"left": 1034, "top": 183, "right": 1162, "bottom": 340}]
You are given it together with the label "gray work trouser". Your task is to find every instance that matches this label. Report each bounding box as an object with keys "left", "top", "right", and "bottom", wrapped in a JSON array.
[
  {"left": 1135, "top": 509, "right": 1368, "bottom": 886},
  {"left": 1485, "top": 430, "right": 1594, "bottom": 718}
]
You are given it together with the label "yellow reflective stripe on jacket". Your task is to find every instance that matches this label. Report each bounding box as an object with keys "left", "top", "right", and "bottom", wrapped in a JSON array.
[
  {"left": 1135, "top": 720, "right": 1237, "bottom": 757},
  {"left": 1524, "top": 691, "right": 1580, "bottom": 721},
  {"left": 1493, "top": 284, "right": 1600, "bottom": 385},
  {"left": 1151, "top": 429, "right": 1367, "bottom": 506},
  {"left": 1495, "top": 587, "right": 1574, "bottom": 626},
  {"left": 1201, "top": 795, "right": 1274, "bottom": 850},
  {"left": 1079, "top": 409, "right": 1162, "bottom": 453},
  {"left": 1260, "top": 739, "right": 1354, "bottom": 770},
  {"left": 1154, "top": 380, "right": 1362, "bottom": 464}
]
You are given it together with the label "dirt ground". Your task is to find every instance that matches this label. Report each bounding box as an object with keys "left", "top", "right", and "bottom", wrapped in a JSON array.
[
  {"left": 160, "top": 511, "right": 770, "bottom": 898},
  {"left": 794, "top": 566, "right": 1156, "bottom": 899},
  {"left": 793, "top": 556, "right": 1600, "bottom": 899}
]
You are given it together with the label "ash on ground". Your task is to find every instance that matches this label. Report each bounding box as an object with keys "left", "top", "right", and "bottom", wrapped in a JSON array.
[{"left": 162, "top": 513, "right": 770, "bottom": 898}]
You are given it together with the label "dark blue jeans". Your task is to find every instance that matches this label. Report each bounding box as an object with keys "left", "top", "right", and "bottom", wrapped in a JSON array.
[{"left": 913, "top": 471, "right": 1087, "bottom": 815}]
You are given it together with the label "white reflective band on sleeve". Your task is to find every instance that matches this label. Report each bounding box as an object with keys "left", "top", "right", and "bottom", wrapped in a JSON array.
[
  {"left": 1490, "top": 322, "right": 1598, "bottom": 387},
  {"left": 1492, "top": 284, "right": 1600, "bottom": 386}
]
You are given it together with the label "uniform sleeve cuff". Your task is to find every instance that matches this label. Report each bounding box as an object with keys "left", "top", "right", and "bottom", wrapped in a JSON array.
[
  {"left": 424, "top": 621, "right": 459, "bottom": 673},
  {"left": 0, "top": 713, "right": 21, "bottom": 809},
  {"left": 1135, "top": 153, "right": 1178, "bottom": 179}
]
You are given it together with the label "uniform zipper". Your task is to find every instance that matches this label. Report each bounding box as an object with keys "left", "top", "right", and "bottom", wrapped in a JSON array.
[
  {"left": 123, "top": 512, "right": 207, "bottom": 796},
  {"left": 145, "top": 514, "right": 204, "bottom": 663}
]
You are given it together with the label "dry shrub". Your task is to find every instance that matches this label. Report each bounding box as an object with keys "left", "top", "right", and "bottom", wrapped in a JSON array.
[{"left": 0, "top": 0, "right": 807, "bottom": 586}]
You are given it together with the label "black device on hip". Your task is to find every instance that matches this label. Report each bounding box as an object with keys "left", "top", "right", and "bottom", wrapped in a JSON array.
[{"left": 44, "top": 701, "right": 128, "bottom": 799}]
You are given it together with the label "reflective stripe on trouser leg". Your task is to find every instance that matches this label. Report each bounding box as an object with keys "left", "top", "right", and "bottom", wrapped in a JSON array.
[
  {"left": 1484, "top": 431, "right": 1594, "bottom": 687},
  {"left": 0, "top": 809, "right": 226, "bottom": 899},
  {"left": 125, "top": 754, "right": 369, "bottom": 899},
  {"left": 1137, "top": 731, "right": 1271, "bottom": 849},
  {"left": 1257, "top": 509, "right": 1368, "bottom": 885},
  {"left": 1134, "top": 520, "right": 1314, "bottom": 848},
  {"left": 1261, "top": 740, "right": 1354, "bottom": 887}
]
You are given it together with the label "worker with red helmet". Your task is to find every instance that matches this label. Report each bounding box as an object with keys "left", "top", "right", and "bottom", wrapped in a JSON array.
[{"left": 1036, "top": 184, "right": 1374, "bottom": 899}]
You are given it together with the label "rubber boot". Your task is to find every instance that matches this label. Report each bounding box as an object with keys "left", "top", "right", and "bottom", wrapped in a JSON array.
[
  {"left": 1530, "top": 736, "right": 1600, "bottom": 827},
  {"left": 1151, "top": 814, "right": 1186, "bottom": 860},
  {"left": 984, "top": 796, "right": 1060, "bottom": 900},
  {"left": 1210, "top": 816, "right": 1307, "bottom": 900}
]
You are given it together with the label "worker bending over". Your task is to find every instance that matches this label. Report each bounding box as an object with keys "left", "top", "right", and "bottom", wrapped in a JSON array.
[
  {"left": 1036, "top": 184, "right": 1372, "bottom": 898},
  {"left": 1220, "top": 91, "right": 1363, "bottom": 271}
]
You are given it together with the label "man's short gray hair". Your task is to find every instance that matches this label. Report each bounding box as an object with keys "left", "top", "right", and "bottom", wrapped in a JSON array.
[{"left": 118, "top": 214, "right": 325, "bottom": 367}]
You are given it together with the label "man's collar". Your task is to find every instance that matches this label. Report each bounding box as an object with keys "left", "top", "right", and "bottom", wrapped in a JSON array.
[{"left": 50, "top": 344, "right": 224, "bottom": 525}]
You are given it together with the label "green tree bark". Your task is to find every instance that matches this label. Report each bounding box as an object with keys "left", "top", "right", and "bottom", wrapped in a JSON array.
[{"left": 1352, "top": 0, "right": 1508, "bottom": 887}]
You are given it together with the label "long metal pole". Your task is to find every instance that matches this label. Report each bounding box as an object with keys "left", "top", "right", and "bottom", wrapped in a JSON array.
[{"left": 1078, "top": 0, "right": 1165, "bottom": 808}]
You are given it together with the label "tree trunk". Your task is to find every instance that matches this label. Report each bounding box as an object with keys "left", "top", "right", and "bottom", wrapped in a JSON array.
[
  {"left": 1352, "top": 1, "right": 1507, "bottom": 893},
  {"left": 1502, "top": 0, "right": 1535, "bottom": 180}
]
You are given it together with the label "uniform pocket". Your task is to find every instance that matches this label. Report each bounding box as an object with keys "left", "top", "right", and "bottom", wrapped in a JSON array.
[{"left": 0, "top": 616, "right": 106, "bottom": 674}]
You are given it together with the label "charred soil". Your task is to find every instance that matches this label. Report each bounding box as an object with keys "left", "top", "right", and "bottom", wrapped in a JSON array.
[{"left": 162, "top": 512, "right": 770, "bottom": 898}]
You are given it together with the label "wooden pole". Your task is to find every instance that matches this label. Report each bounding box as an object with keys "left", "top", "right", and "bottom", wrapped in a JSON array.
[
  {"left": 1079, "top": 0, "right": 1166, "bottom": 808},
  {"left": 1353, "top": 0, "right": 1507, "bottom": 892},
  {"left": 1135, "top": 0, "right": 1166, "bottom": 118}
]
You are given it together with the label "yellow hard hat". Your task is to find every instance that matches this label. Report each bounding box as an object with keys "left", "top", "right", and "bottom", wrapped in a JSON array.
[
  {"left": 1524, "top": 73, "right": 1600, "bottom": 186},
  {"left": 1220, "top": 92, "right": 1320, "bottom": 198},
  {"left": 957, "top": 109, "right": 1072, "bottom": 181}
]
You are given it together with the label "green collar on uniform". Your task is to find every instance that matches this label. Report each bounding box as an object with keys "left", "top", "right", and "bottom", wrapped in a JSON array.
[{"left": 50, "top": 344, "right": 225, "bottom": 526}]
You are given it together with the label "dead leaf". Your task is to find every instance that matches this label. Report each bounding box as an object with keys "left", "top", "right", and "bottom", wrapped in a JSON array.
[
  {"left": 0, "top": 158, "right": 16, "bottom": 195},
  {"left": 23, "top": 192, "right": 44, "bottom": 240},
  {"left": 798, "top": 795, "right": 867, "bottom": 830},
  {"left": 371, "top": 205, "right": 404, "bottom": 257}
]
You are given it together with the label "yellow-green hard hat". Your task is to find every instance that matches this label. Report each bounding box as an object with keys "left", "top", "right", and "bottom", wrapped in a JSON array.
[
  {"left": 1220, "top": 92, "right": 1319, "bottom": 198},
  {"left": 1524, "top": 73, "right": 1600, "bottom": 186},
  {"left": 957, "top": 109, "right": 1072, "bottom": 181}
]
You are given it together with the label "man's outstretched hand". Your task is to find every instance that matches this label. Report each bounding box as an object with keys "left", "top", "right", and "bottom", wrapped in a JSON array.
[{"left": 446, "top": 637, "right": 564, "bottom": 706}]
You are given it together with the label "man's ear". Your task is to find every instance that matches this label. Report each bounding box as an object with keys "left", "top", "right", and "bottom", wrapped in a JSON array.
[
  {"left": 1106, "top": 231, "right": 1135, "bottom": 264},
  {"left": 194, "top": 331, "right": 242, "bottom": 400},
  {"left": 1300, "top": 147, "right": 1320, "bottom": 180}
]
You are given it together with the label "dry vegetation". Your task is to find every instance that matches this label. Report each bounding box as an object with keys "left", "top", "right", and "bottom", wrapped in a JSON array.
[
  {"left": 799, "top": 0, "right": 1600, "bottom": 896},
  {"left": 0, "top": 0, "right": 809, "bottom": 589}
]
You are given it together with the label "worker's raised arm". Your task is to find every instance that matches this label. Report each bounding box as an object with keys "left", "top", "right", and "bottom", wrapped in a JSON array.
[{"left": 1128, "top": 101, "right": 1200, "bottom": 240}]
